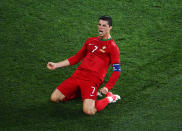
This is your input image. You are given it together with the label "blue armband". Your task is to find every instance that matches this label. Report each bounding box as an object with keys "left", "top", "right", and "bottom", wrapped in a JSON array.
[{"left": 112, "top": 64, "right": 121, "bottom": 72}]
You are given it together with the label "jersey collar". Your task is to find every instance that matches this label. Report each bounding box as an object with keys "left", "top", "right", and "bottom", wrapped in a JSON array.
[{"left": 99, "top": 37, "right": 112, "bottom": 41}]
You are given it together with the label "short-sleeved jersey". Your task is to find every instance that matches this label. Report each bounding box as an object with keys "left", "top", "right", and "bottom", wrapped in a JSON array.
[{"left": 68, "top": 36, "right": 120, "bottom": 85}]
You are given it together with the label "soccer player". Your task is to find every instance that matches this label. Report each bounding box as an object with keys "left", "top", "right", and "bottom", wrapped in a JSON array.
[{"left": 47, "top": 16, "right": 121, "bottom": 115}]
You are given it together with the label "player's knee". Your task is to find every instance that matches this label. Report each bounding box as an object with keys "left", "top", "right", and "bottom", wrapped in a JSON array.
[
  {"left": 83, "top": 99, "right": 96, "bottom": 115},
  {"left": 50, "top": 94, "right": 60, "bottom": 103},
  {"left": 83, "top": 107, "right": 96, "bottom": 115},
  {"left": 50, "top": 89, "right": 65, "bottom": 103}
]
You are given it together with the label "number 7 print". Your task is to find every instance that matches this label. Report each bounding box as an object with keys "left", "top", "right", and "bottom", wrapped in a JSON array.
[
  {"left": 90, "top": 86, "right": 96, "bottom": 96},
  {"left": 92, "top": 46, "right": 98, "bottom": 53}
]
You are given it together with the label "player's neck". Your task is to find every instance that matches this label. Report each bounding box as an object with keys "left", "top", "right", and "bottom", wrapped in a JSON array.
[{"left": 100, "top": 34, "right": 111, "bottom": 40}]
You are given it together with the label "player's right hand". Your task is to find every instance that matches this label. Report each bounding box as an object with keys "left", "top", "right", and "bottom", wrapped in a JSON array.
[{"left": 47, "top": 62, "right": 57, "bottom": 70}]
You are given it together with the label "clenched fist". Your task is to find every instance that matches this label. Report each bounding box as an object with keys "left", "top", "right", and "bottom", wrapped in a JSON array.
[
  {"left": 100, "top": 87, "right": 108, "bottom": 95},
  {"left": 47, "top": 62, "right": 57, "bottom": 70}
]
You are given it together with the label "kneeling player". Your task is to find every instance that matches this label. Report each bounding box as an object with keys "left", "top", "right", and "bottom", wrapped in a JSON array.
[{"left": 47, "top": 16, "right": 121, "bottom": 115}]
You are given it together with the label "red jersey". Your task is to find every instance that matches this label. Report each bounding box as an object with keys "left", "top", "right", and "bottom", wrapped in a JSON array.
[{"left": 68, "top": 36, "right": 120, "bottom": 90}]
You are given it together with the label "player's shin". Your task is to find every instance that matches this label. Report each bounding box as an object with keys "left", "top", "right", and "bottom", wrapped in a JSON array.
[{"left": 95, "top": 98, "right": 110, "bottom": 112}]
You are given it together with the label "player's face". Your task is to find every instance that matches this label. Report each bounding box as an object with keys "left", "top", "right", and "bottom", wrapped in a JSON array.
[{"left": 98, "top": 20, "right": 112, "bottom": 38}]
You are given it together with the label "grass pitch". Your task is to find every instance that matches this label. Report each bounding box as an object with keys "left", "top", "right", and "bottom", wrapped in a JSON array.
[{"left": 0, "top": 0, "right": 182, "bottom": 131}]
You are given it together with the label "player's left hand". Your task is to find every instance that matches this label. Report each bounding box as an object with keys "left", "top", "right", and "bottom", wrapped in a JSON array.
[{"left": 100, "top": 87, "right": 108, "bottom": 95}]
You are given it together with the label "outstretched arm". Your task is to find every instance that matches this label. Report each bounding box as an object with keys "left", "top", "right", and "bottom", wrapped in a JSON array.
[
  {"left": 47, "top": 41, "right": 87, "bottom": 70},
  {"left": 47, "top": 59, "right": 70, "bottom": 70}
]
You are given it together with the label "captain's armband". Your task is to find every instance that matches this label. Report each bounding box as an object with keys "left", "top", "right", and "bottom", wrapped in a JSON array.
[{"left": 112, "top": 64, "right": 121, "bottom": 72}]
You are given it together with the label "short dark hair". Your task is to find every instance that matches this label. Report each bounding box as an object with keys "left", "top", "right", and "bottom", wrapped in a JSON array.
[{"left": 98, "top": 16, "right": 112, "bottom": 27}]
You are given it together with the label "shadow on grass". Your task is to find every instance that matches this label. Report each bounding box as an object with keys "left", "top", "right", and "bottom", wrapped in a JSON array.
[{"left": 0, "top": 99, "right": 84, "bottom": 128}]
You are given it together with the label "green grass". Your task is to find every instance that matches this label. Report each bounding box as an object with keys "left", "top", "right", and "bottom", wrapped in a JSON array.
[{"left": 0, "top": 0, "right": 182, "bottom": 130}]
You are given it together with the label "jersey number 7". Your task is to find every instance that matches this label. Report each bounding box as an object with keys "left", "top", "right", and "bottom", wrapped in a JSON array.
[{"left": 92, "top": 46, "right": 98, "bottom": 53}]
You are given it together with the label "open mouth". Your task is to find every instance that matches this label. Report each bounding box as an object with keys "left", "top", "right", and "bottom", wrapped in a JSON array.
[{"left": 99, "top": 30, "right": 103, "bottom": 35}]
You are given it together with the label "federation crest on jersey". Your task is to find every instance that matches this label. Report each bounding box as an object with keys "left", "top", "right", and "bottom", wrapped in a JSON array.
[{"left": 102, "top": 46, "right": 106, "bottom": 49}]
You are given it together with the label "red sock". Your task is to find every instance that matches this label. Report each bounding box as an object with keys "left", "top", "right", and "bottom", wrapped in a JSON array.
[{"left": 95, "top": 98, "right": 110, "bottom": 112}]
